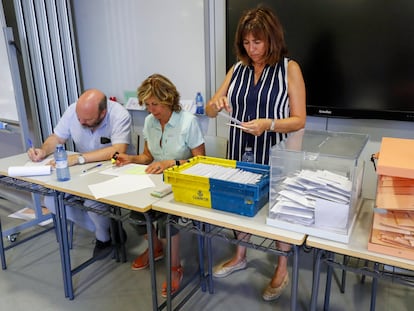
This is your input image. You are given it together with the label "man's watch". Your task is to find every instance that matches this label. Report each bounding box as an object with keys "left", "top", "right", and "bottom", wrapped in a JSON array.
[{"left": 77, "top": 154, "right": 86, "bottom": 165}]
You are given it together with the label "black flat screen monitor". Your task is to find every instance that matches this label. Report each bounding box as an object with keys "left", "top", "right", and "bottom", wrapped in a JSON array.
[{"left": 226, "top": 0, "right": 414, "bottom": 121}]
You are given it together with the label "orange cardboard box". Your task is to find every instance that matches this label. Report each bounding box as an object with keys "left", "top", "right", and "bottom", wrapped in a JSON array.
[{"left": 377, "top": 137, "right": 414, "bottom": 179}]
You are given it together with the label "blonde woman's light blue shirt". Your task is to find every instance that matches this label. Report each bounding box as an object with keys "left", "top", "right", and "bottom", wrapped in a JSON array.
[{"left": 143, "top": 110, "right": 204, "bottom": 161}]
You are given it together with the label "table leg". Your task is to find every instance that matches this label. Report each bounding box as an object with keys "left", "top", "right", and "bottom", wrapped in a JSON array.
[
  {"left": 114, "top": 208, "right": 127, "bottom": 263},
  {"left": 290, "top": 245, "right": 299, "bottom": 311},
  {"left": 166, "top": 214, "right": 172, "bottom": 311},
  {"left": 60, "top": 193, "right": 74, "bottom": 300},
  {"left": 309, "top": 248, "right": 324, "bottom": 311},
  {"left": 144, "top": 211, "right": 158, "bottom": 311},
  {"left": 0, "top": 217, "right": 6, "bottom": 270},
  {"left": 323, "top": 252, "right": 334, "bottom": 311},
  {"left": 195, "top": 221, "right": 206, "bottom": 292},
  {"left": 341, "top": 255, "right": 350, "bottom": 293},
  {"left": 54, "top": 192, "right": 72, "bottom": 299},
  {"left": 205, "top": 223, "right": 214, "bottom": 294},
  {"left": 370, "top": 262, "right": 379, "bottom": 311}
]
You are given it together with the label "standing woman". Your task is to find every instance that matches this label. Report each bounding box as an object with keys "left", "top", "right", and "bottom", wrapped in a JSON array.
[
  {"left": 115, "top": 73, "right": 205, "bottom": 297},
  {"left": 206, "top": 7, "right": 306, "bottom": 301}
]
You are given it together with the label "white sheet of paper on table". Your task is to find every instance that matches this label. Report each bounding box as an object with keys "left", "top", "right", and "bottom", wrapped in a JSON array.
[
  {"left": 8, "top": 165, "right": 52, "bottom": 177},
  {"left": 88, "top": 174, "right": 155, "bottom": 199},
  {"left": 100, "top": 163, "right": 148, "bottom": 176}
]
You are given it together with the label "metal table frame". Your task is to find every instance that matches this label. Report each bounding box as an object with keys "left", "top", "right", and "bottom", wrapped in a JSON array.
[
  {"left": 164, "top": 214, "right": 301, "bottom": 311},
  {"left": 58, "top": 194, "right": 129, "bottom": 300},
  {"left": 310, "top": 250, "right": 414, "bottom": 311},
  {"left": 0, "top": 176, "right": 57, "bottom": 270},
  {"left": 308, "top": 200, "right": 414, "bottom": 311}
]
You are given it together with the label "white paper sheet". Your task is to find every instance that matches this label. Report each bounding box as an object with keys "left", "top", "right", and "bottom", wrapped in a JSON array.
[
  {"left": 88, "top": 174, "right": 155, "bottom": 199},
  {"left": 314, "top": 198, "right": 349, "bottom": 229},
  {"left": 99, "top": 163, "right": 148, "bottom": 176},
  {"left": 8, "top": 165, "right": 52, "bottom": 177}
]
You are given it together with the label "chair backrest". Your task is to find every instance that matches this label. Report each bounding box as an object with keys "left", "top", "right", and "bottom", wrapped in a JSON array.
[{"left": 204, "top": 135, "right": 228, "bottom": 158}]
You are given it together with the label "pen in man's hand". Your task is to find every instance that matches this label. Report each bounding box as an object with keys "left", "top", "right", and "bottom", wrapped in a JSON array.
[
  {"left": 82, "top": 163, "right": 103, "bottom": 173},
  {"left": 28, "top": 138, "right": 37, "bottom": 156}
]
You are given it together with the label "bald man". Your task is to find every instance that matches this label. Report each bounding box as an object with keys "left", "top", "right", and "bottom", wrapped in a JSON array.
[{"left": 28, "top": 88, "right": 132, "bottom": 258}]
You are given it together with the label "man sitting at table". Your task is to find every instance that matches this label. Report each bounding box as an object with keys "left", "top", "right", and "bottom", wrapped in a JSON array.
[{"left": 27, "top": 88, "right": 132, "bottom": 258}]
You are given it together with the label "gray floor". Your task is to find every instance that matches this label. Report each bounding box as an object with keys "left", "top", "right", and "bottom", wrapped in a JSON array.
[{"left": 1, "top": 197, "right": 413, "bottom": 311}]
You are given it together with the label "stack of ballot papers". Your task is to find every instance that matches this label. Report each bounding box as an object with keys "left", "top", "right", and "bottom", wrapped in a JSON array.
[
  {"left": 375, "top": 175, "right": 414, "bottom": 210},
  {"left": 269, "top": 169, "right": 352, "bottom": 227},
  {"left": 182, "top": 163, "right": 263, "bottom": 184},
  {"left": 368, "top": 209, "right": 414, "bottom": 260},
  {"left": 369, "top": 137, "right": 414, "bottom": 259}
]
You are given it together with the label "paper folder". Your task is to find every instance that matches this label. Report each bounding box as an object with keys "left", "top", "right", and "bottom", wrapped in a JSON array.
[{"left": 377, "top": 137, "right": 414, "bottom": 179}]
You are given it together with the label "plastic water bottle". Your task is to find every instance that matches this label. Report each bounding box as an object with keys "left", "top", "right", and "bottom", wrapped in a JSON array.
[
  {"left": 54, "top": 144, "right": 70, "bottom": 181},
  {"left": 242, "top": 146, "right": 254, "bottom": 163},
  {"left": 195, "top": 92, "right": 204, "bottom": 115}
]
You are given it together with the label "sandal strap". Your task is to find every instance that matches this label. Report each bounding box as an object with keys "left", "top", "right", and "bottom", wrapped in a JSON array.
[{"left": 171, "top": 265, "right": 183, "bottom": 273}]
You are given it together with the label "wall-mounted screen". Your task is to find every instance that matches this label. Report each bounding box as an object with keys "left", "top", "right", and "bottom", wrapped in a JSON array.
[{"left": 226, "top": 0, "right": 414, "bottom": 121}]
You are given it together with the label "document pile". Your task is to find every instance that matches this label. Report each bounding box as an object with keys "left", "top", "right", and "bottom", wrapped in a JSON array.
[
  {"left": 371, "top": 209, "right": 414, "bottom": 248},
  {"left": 182, "top": 163, "right": 262, "bottom": 184},
  {"left": 270, "top": 169, "right": 352, "bottom": 226},
  {"left": 368, "top": 137, "right": 414, "bottom": 259}
]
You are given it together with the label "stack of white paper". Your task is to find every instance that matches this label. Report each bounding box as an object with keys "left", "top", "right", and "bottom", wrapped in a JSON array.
[
  {"left": 269, "top": 169, "right": 352, "bottom": 227},
  {"left": 183, "top": 163, "right": 262, "bottom": 184}
]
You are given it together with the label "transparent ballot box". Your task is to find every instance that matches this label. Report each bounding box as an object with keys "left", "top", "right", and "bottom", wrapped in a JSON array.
[{"left": 266, "top": 129, "right": 369, "bottom": 243}]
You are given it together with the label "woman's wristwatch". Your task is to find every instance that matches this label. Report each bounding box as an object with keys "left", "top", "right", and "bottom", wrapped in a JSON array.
[{"left": 269, "top": 119, "right": 275, "bottom": 132}]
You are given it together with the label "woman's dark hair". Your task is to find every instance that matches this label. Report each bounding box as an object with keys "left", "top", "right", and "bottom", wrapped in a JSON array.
[{"left": 234, "top": 6, "right": 288, "bottom": 66}]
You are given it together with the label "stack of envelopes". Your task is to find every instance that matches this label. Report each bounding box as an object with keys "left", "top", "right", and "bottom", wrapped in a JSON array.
[{"left": 269, "top": 169, "right": 352, "bottom": 227}]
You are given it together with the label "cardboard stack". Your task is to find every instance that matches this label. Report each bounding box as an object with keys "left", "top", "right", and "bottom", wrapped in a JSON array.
[{"left": 368, "top": 137, "right": 414, "bottom": 260}]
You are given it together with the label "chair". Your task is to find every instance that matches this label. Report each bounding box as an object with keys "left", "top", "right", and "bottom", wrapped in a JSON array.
[{"left": 204, "top": 135, "right": 228, "bottom": 158}]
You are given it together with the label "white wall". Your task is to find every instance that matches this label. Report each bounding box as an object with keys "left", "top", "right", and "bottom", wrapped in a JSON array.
[
  {"left": 72, "top": 0, "right": 209, "bottom": 152},
  {"left": 72, "top": 0, "right": 206, "bottom": 102},
  {"left": 0, "top": 5, "right": 19, "bottom": 123},
  {"left": 72, "top": 0, "right": 414, "bottom": 200}
]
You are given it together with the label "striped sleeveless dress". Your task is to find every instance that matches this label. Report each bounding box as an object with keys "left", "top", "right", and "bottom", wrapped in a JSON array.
[{"left": 227, "top": 58, "right": 290, "bottom": 165}]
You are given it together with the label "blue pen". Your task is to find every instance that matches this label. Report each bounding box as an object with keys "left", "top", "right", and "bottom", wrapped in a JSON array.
[
  {"left": 27, "top": 138, "right": 38, "bottom": 156},
  {"left": 82, "top": 163, "right": 103, "bottom": 173}
]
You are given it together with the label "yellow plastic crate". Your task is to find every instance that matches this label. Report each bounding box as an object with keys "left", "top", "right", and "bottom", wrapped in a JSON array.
[
  {"left": 163, "top": 156, "right": 270, "bottom": 217},
  {"left": 163, "top": 156, "right": 237, "bottom": 208}
]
